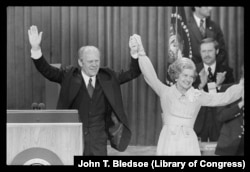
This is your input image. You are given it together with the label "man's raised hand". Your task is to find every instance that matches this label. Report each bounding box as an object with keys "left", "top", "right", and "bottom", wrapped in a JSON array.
[{"left": 28, "top": 25, "right": 43, "bottom": 51}]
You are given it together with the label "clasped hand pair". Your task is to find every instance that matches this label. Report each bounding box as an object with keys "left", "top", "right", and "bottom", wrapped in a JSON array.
[{"left": 129, "top": 34, "right": 146, "bottom": 59}]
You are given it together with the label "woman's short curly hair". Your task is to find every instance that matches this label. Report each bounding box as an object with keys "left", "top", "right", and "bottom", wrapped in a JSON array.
[{"left": 168, "top": 57, "right": 197, "bottom": 83}]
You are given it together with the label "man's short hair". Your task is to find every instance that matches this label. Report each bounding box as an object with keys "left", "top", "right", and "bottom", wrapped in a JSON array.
[
  {"left": 200, "top": 37, "right": 219, "bottom": 50},
  {"left": 78, "top": 46, "right": 100, "bottom": 60}
]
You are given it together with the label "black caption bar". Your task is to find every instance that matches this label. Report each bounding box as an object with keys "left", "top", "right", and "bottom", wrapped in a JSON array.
[{"left": 74, "top": 156, "right": 246, "bottom": 170}]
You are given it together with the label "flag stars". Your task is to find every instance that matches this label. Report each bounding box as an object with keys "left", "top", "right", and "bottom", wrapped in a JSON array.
[{"left": 169, "top": 7, "right": 192, "bottom": 60}]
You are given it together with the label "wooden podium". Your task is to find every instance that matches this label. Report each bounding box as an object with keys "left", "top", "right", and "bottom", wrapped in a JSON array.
[{"left": 7, "top": 110, "right": 83, "bottom": 165}]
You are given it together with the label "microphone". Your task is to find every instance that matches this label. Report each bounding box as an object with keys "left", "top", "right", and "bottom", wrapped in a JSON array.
[
  {"left": 31, "top": 102, "right": 38, "bottom": 110},
  {"left": 38, "top": 103, "right": 45, "bottom": 110}
]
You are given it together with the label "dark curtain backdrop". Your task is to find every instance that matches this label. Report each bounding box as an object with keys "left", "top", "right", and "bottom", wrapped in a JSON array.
[{"left": 7, "top": 6, "right": 244, "bottom": 145}]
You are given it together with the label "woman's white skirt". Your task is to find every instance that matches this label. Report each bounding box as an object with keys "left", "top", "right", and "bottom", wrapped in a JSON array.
[{"left": 156, "top": 124, "right": 201, "bottom": 155}]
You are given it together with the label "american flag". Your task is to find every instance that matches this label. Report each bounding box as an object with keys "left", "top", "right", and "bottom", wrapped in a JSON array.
[{"left": 168, "top": 7, "right": 192, "bottom": 63}]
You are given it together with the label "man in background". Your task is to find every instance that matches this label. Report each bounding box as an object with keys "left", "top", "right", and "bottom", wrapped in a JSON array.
[
  {"left": 215, "top": 84, "right": 244, "bottom": 155},
  {"left": 193, "top": 38, "right": 234, "bottom": 142},
  {"left": 188, "top": 7, "right": 228, "bottom": 66}
]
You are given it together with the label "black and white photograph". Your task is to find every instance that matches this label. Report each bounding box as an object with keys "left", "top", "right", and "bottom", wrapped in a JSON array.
[{"left": 6, "top": 6, "right": 244, "bottom": 167}]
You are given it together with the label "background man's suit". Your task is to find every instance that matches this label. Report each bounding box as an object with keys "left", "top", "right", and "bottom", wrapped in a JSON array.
[
  {"left": 215, "top": 84, "right": 244, "bottom": 155},
  {"left": 187, "top": 15, "right": 227, "bottom": 65},
  {"left": 33, "top": 56, "right": 141, "bottom": 155},
  {"left": 193, "top": 62, "right": 234, "bottom": 141}
]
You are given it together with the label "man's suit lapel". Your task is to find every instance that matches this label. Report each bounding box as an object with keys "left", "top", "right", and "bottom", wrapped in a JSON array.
[
  {"left": 188, "top": 15, "right": 204, "bottom": 41},
  {"left": 214, "top": 63, "right": 225, "bottom": 81},
  {"left": 205, "top": 18, "right": 215, "bottom": 38},
  {"left": 69, "top": 71, "right": 83, "bottom": 104},
  {"left": 215, "top": 63, "right": 226, "bottom": 74},
  {"left": 196, "top": 63, "right": 204, "bottom": 73},
  {"left": 97, "top": 74, "right": 116, "bottom": 110},
  {"left": 97, "top": 73, "right": 129, "bottom": 151}
]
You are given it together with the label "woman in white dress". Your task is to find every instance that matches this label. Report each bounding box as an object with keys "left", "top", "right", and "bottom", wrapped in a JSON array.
[{"left": 129, "top": 34, "right": 244, "bottom": 155}]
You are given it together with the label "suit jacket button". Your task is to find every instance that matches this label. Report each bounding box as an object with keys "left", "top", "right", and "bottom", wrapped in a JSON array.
[{"left": 238, "top": 135, "right": 242, "bottom": 138}]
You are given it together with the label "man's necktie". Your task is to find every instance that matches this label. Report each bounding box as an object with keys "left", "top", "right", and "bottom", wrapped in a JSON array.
[
  {"left": 199, "top": 19, "right": 206, "bottom": 38},
  {"left": 208, "top": 67, "right": 213, "bottom": 82},
  {"left": 87, "top": 78, "right": 94, "bottom": 98}
]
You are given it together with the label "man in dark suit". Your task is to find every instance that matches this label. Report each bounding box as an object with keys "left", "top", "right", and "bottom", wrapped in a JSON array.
[
  {"left": 28, "top": 25, "right": 141, "bottom": 156},
  {"left": 215, "top": 83, "right": 244, "bottom": 156},
  {"left": 193, "top": 38, "right": 235, "bottom": 142},
  {"left": 187, "top": 7, "right": 227, "bottom": 66}
]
